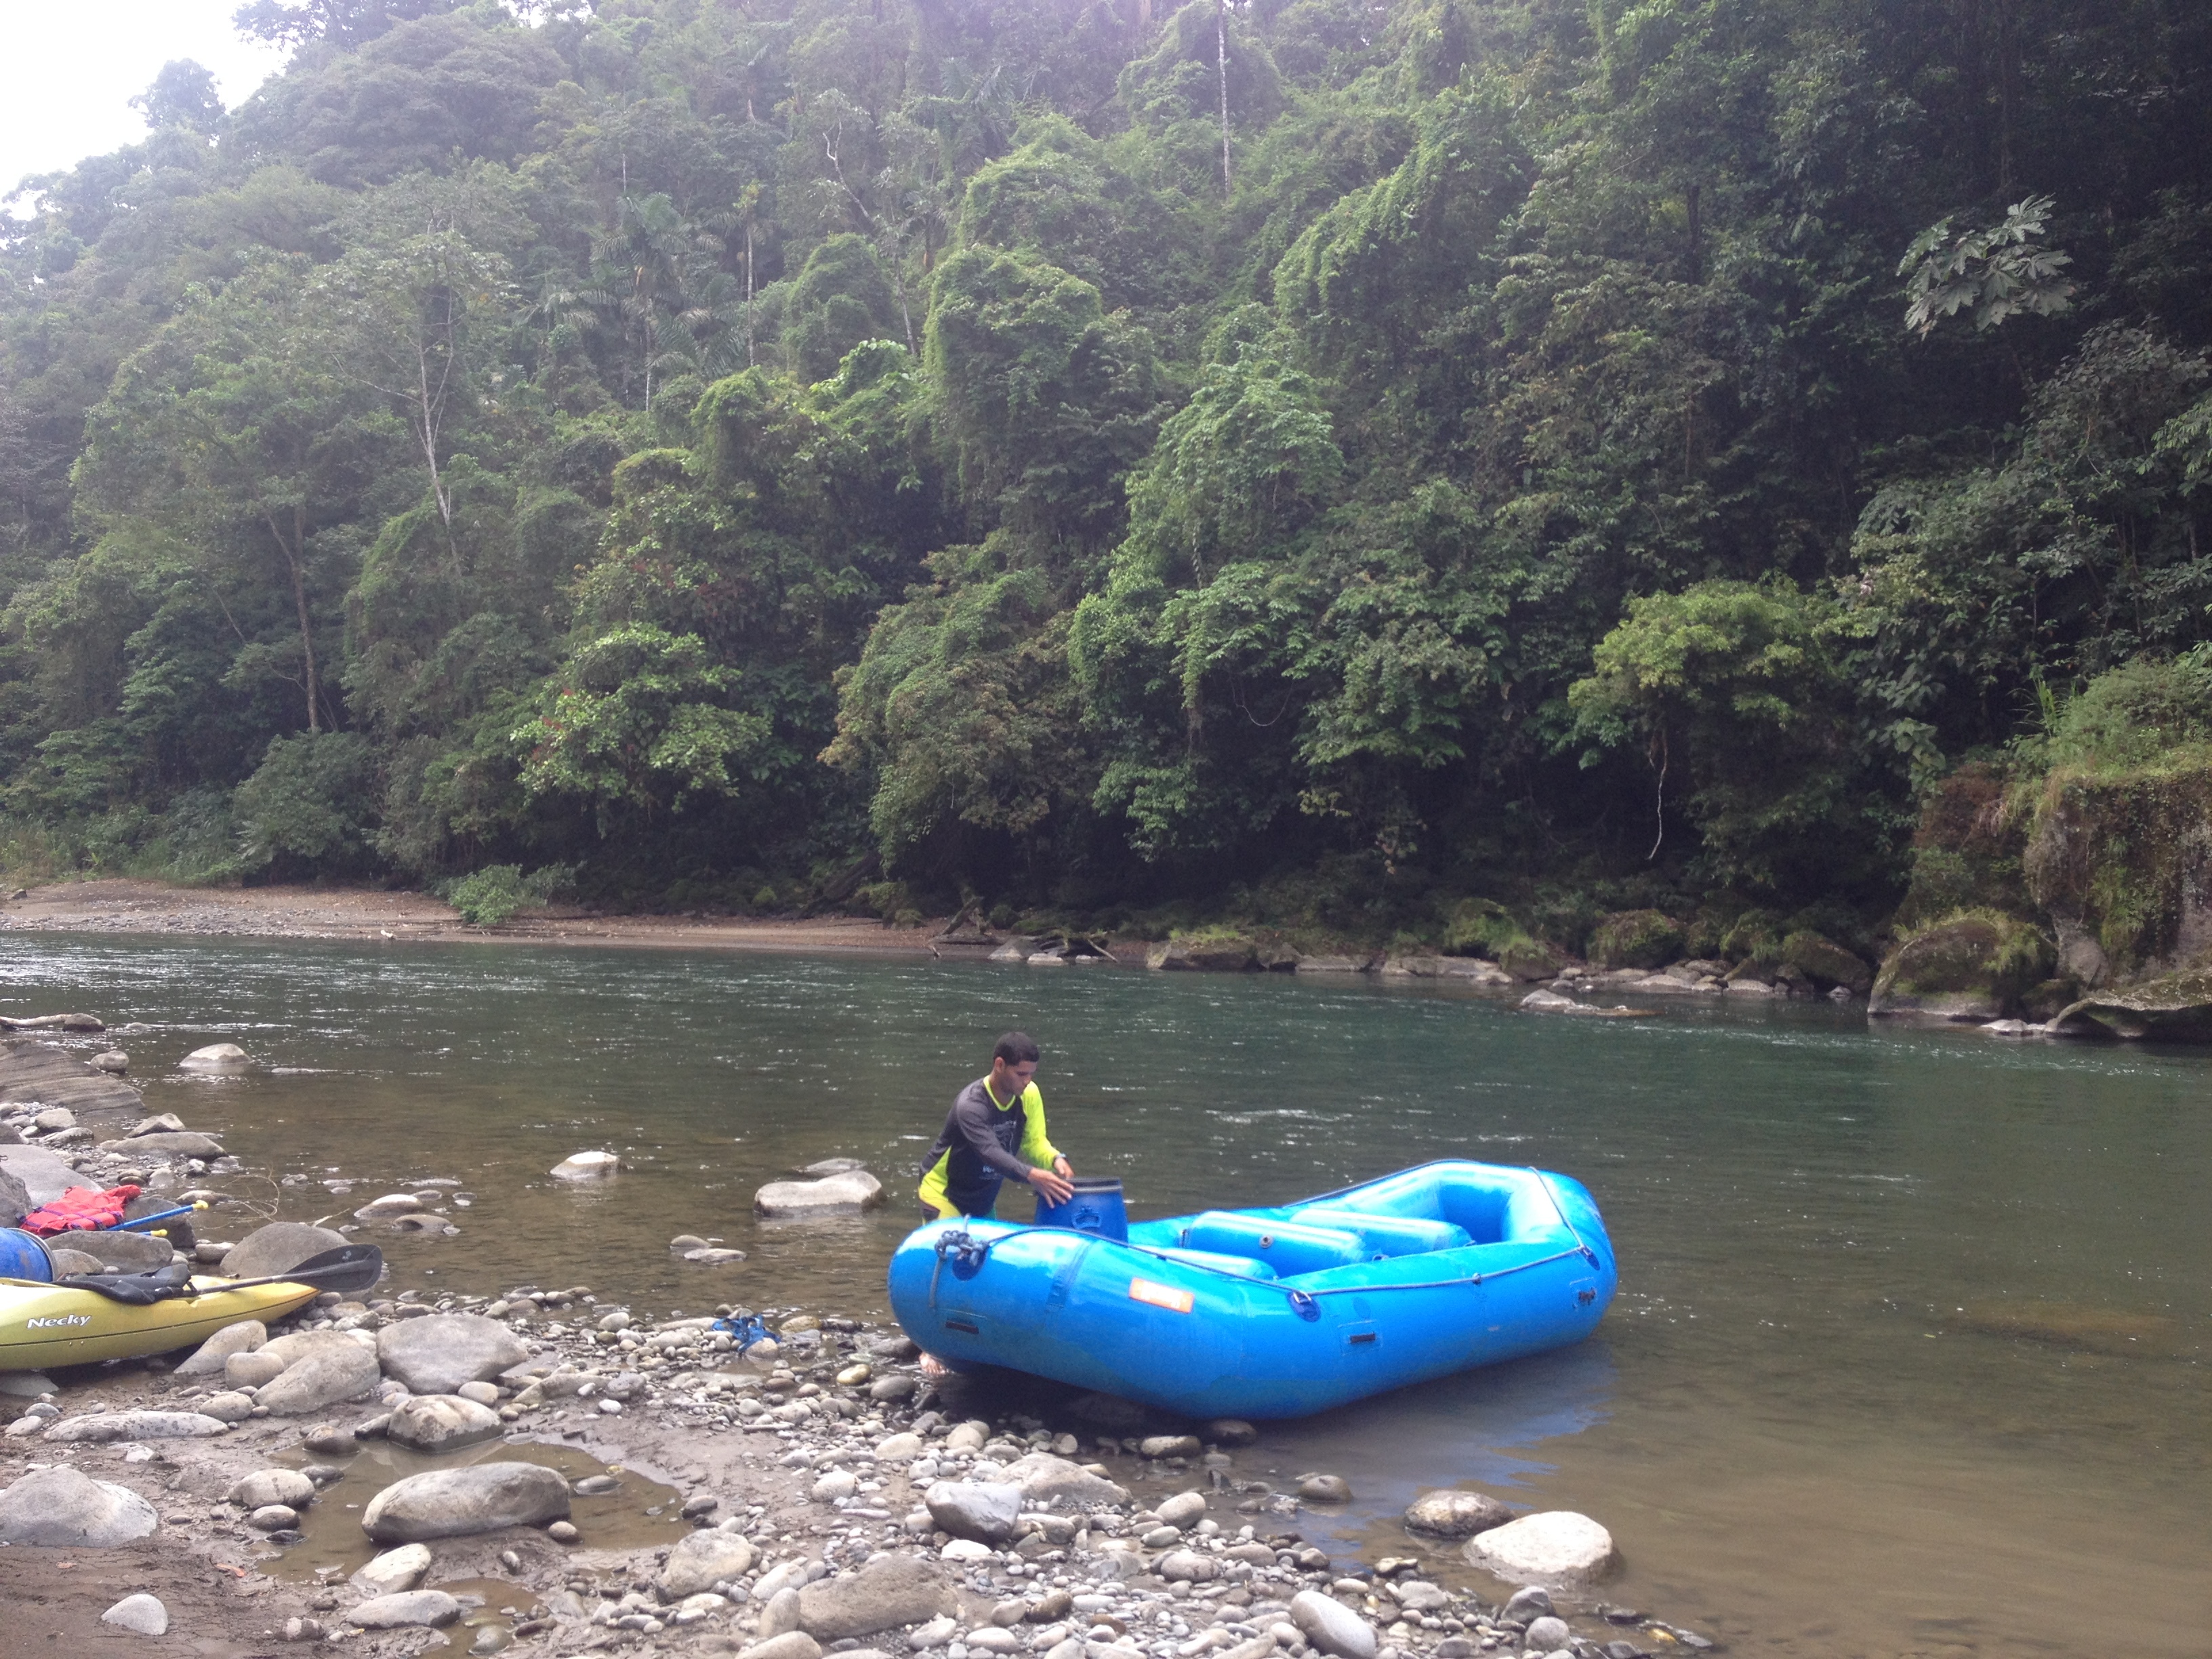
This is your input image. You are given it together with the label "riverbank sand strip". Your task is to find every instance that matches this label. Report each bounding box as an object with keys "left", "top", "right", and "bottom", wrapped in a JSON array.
[{"left": 0, "top": 878, "right": 943, "bottom": 956}]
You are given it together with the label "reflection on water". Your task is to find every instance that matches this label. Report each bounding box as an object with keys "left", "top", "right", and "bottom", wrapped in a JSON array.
[{"left": 1, "top": 935, "right": 2208, "bottom": 1656}]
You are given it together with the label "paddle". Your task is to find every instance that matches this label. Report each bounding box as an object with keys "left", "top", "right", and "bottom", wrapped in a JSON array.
[{"left": 201, "top": 1244, "right": 386, "bottom": 1298}]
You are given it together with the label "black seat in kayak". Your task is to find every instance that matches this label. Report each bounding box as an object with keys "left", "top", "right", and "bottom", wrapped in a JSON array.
[{"left": 54, "top": 1263, "right": 196, "bottom": 1304}]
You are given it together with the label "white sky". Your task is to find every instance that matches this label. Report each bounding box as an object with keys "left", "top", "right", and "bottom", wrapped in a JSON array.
[{"left": 0, "top": 0, "right": 291, "bottom": 194}]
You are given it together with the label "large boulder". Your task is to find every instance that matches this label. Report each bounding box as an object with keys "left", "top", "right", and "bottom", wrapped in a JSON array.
[
  {"left": 1586, "top": 910, "right": 1684, "bottom": 971},
  {"left": 1779, "top": 929, "right": 1874, "bottom": 995},
  {"left": 0, "top": 1166, "right": 27, "bottom": 1228},
  {"left": 349, "top": 1591, "right": 461, "bottom": 1629},
  {"left": 45, "top": 1410, "right": 230, "bottom": 1443},
  {"left": 1289, "top": 1589, "right": 1376, "bottom": 1659},
  {"left": 352, "top": 1543, "right": 432, "bottom": 1596},
  {"left": 362, "top": 1462, "right": 571, "bottom": 1542},
  {"left": 2022, "top": 756, "right": 2212, "bottom": 987},
  {"left": 659, "top": 1530, "right": 757, "bottom": 1599},
  {"left": 377, "top": 1313, "right": 529, "bottom": 1394},
  {"left": 925, "top": 1480, "right": 1021, "bottom": 1542},
  {"left": 0, "top": 1144, "right": 83, "bottom": 1207},
  {"left": 253, "top": 1332, "right": 382, "bottom": 1415},
  {"left": 385, "top": 1393, "right": 504, "bottom": 1452},
  {"left": 174, "top": 1318, "right": 268, "bottom": 1376},
  {"left": 997, "top": 1452, "right": 1130, "bottom": 1507},
  {"left": 1461, "top": 1510, "right": 1618, "bottom": 1585},
  {"left": 1868, "top": 913, "right": 2050, "bottom": 1022},
  {"left": 0, "top": 1465, "right": 157, "bottom": 1546},
  {"left": 220, "top": 1222, "right": 348, "bottom": 1280},
  {"left": 754, "top": 1171, "right": 884, "bottom": 1218},
  {"left": 95, "top": 1131, "right": 223, "bottom": 1159},
  {"left": 1403, "top": 1489, "right": 1514, "bottom": 1538},
  {"left": 230, "top": 1469, "right": 316, "bottom": 1510},
  {"left": 2049, "top": 968, "right": 2212, "bottom": 1040},
  {"left": 1145, "top": 933, "right": 1258, "bottom": 972},
  {"left": 796, "top": 1553, "right": 955, "bottom": 1640},
  {"left": 56, "top": 1228, "right": 173, "bottom": 1272}
]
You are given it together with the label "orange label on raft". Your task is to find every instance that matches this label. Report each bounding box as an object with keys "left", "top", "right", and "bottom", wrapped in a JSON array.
[{"left": 1128, "top": 1277, "right": 1194, "bottom": 1313}]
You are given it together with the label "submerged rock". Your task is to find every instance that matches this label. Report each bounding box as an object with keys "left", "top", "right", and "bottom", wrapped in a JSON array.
[
  {"left": 228, "top": 1469, "right": 315, "bottom": 1510},
  {"left": 754, "top": 1170, "right": 885, "bottom": 1217},
  {"left": 361, "top": 1462, "right": 571, "bottom": 1542},
  {"left": 349, "top": 1590, "right": 462, "bottom": 1629},
  {"left": 351, "top": 1542, "right": 432, "bottom": 1596},
  {"left": 180, "top": 1043, "right": 248, "bottom": 1069},
  {"left": 550, "top": 1150, "right": 619, "bottom": 1181},
  {"left": 386, "top": 1393, "right": 504, "bottom": 1452},
  {"left": 1462, "top": 1510, "right": 1618, "bottom": 1584},
  {"left": 1404, "top": 1489, "right": 1514, "bottom": 1538}
]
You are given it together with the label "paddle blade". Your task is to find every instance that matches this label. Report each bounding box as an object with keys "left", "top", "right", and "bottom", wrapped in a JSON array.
[{"left": 264, "top": 1244, "right": 386, "bottom": 1295}]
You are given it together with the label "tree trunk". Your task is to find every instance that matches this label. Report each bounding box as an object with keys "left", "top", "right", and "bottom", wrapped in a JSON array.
[
  {"left": 1215, "top": 0, "right": 1233, "bottom": 194},
  {"left": 270, "top": 504, "right": 321, "bottom": 733}
]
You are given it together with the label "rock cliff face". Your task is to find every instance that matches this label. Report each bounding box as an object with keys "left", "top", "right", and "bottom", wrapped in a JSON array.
[
  {"left": 1873, "top": 753, "right": 2212, "bottom": 1036},
  {"left": 2021, "top": 764, "right": 2212, "bottom": 988}
]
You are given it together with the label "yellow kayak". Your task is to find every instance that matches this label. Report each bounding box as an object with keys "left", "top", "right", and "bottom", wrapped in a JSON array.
[{"left": 0, "top": 1277, "right": 322, "bottom": 1370}]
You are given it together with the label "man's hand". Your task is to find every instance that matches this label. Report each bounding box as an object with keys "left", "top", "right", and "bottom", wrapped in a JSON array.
[{"left": 1028, "top": 1165, "right": 1076, "bottom": 1205}]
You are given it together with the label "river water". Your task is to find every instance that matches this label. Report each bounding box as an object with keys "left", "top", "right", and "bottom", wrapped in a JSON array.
[{"left": 1, "top": 935, "right": 2205, "bottom": 1657}]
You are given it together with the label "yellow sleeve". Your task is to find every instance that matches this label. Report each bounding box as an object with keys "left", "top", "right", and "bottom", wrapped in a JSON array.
[
  {"left": 917, "top": 1151, "right": 960, "bottom": 1218},
  {"left": 1016, "top": 1083, "right": 1059, "bottom": 1168}
]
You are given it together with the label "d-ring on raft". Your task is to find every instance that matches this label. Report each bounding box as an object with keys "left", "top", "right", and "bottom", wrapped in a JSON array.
[{"left": 886, "top": 1159, "right": 1617, "bottom": 1419}]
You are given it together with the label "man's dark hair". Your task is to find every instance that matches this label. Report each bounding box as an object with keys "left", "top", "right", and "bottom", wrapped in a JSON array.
[{"left": 994, "top": 1031, "right": 1040, "bottom": 1066}]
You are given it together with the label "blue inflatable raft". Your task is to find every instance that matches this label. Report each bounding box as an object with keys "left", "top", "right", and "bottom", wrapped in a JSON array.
[{"left": 886, "top": 1160, "right": 1617, "bottom": 1419}]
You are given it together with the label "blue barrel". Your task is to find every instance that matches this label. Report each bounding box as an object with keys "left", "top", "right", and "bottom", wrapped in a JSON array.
[
  {"left": 1034, "top": 1176, "right": 1128, "bottom": 1242},
  {"left": 0, "top": 1228, "right": 53, "bottom": 1282}
]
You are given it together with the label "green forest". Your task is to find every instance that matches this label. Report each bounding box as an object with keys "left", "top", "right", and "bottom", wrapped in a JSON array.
[{"left": 3, "top": 0, "right": 2210, "bottom": 963}]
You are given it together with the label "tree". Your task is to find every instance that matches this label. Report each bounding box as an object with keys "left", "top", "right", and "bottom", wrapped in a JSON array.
[
  {"left": 75, "top": 260, "right": 393, "bottom": 734},
  {"left": 231, "top": 0, "right": 462, "bottom": 49},
  {"left": 131, "top": 62, "right": 226, "bottom": 136},
  {"left": 1900, "top": 194, "right": 2076, "bottom": 340}
]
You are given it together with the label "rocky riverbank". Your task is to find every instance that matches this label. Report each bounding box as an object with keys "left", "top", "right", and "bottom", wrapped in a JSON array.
[{"left": 0, "top": 1036, "right": 1718, "bottom": 1659}]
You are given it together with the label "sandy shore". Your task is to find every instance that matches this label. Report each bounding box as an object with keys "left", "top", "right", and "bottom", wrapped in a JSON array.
[{"left": 0, "top": 879, "right": 947, "bottom": 957}]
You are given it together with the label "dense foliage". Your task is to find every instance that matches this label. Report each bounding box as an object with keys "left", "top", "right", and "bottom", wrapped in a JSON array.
[{"left": 3, "top": 0, "right": 2209, "bottom": 943}]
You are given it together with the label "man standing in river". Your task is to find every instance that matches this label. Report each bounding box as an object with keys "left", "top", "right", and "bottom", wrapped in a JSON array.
[{"left": 916, "top": 1030, "right": 1076, "bottom": 1221}]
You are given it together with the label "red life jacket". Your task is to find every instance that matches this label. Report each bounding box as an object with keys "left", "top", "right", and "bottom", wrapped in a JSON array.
[{"left": 22, "top": 1184, "right": 142, "bottom": 1236}]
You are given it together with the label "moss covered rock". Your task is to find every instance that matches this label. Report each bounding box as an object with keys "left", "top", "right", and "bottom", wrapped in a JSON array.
[
  {"left": 1895, "top": 761, "right": 2031, "bottom": 928},
  {"left": 2049, "top": 968, "right": 2212, "bottom": 1040},
  {"left": 1868, "top": 912, "right": 2052, "bottom": 1021},
  {"left": 2022, "top": 760, "right": 2212, "bottom": 987},
  {"left": 1437, "top": 899, "right": 1565, "bottom": 980},
  {"left": 1780, "top": 930, "right": 1873, "bottom": 995},
  {"left": 1587, "top": 909, "right": 1684, "bottom": 970},
  {"left": 1147, "top": 932, "right": 1258, "bottom": 972}
]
